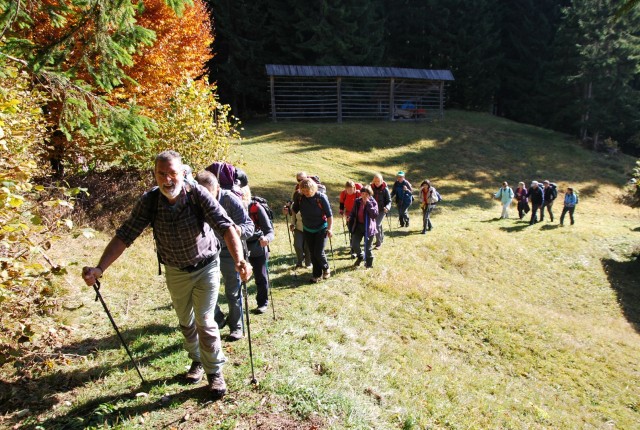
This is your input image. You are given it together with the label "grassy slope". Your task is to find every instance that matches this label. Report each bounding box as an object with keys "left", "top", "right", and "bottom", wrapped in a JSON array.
[{"left": 5, "top": 111, "right": 640, "bottom": 429}]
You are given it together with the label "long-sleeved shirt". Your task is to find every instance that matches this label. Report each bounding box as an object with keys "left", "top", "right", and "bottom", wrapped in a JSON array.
[
  {"left": 291, "top": 192, "right": 333, "bottom": 232},
  {"left": 247, "top": 202, "right": 275, "bottom": 257},
  {"left": 116, "top": 183, "right": 234, "bottom": 269},
  {"left": 215, "top": 189, "right": 254, "bottom": 249},
  {"left": 495, "top": 186, "right": 514, "bottom": 204},
  {"left": 564, "top": 193, "right": 577, "bottom": 207}
]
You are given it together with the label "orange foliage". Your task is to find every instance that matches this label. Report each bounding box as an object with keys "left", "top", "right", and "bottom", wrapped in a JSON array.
[{"left": 114, "top": 0, "right": 214, "bottom": 114}]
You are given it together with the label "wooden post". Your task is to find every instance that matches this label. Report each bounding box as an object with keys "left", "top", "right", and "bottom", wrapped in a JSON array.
[
  {"left": 337, "top": 77, "right": 342, "bottom": 123},
  {"left": 270, "top": 76, "right": 276, "bottom": 122},
  {"left": 439, "top": 81, "right": 445, "bottom": 119},
  {"left": 389, "top": 78, "right": 395, "bottom": 121}
]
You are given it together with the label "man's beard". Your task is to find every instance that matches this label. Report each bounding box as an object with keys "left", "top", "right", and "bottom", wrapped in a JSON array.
[{"left": 159, "top": 181, "right": 182, "bottom": 200}]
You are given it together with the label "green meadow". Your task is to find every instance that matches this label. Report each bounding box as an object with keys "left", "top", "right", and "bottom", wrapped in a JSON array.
[{"left": 5, "top": 110, "right": 640, "bottom": 429}]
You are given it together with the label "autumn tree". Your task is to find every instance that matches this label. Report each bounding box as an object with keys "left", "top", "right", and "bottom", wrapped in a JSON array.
[{"left": 113, "top": 0, "right": 213, "bottom": 115}]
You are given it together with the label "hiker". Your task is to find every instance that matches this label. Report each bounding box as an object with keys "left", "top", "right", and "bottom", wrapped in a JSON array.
[
  {"left": 370, "top": 173, "right": 391, "bottom": 249},
  {"left": 514, "top": 182, "right": 530, "bottom": 220},
  {"left": 527, "top": 181, "right": 544, "bottom": 225},
  {"left": 560, "top": 187, "right": 577, "bottom": 226},
  {"left": 291, "top": 178, "right": 333, "bottom": 283},
  {"left": 244, "top": 187, "right": 275, "bottom": 314},
  {"left": 541, "top": 180, "right": 558, "bottom": 222},
  {"left": 494, "top": 181, "right": 514, "bottom": 219},
  {"left": 284, "top": 172, "right": 311, "bottom": 268},
  {"left": 205, "top": 161, "right": 249, "bottom": 197},
  {"left": 339, "top": 180, "right": 361, "bottom": 257},
  {"left": 348, "top": 185, "right": 378, "bottom": 268},
  {"left": 339, "top": 180, "right": 362, "bottom": 219},
  {"left": 419, "top": 180, "right": 438, "bottom": 234},
  {"left": 390, "top": 171, "right": 413, "bottom": 227},
  {"left": 81, "top": 150, "right": 252, "bottom": 399},
  {"left": 195, "top": 170, "right": 255, "bottom": 342}
]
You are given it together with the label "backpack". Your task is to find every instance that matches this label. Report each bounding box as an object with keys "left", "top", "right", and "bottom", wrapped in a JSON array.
[
  {"left": 309, "top": 175, "right": 327, "bottom": 194},
  {"left": 248, "top": 196, "right": 274, "bottom": 230},
  {"left": 435, "top": 190, "right": 442, "bottom": 202},
  {"left": 206, "top": 162, "right": 248, "bottom": 197},
  {"left": 550, "top": 183, "right": 558, "bottom": 200},
  {"left": 574, "top": 190, "right": 579, "bottom": 204}
]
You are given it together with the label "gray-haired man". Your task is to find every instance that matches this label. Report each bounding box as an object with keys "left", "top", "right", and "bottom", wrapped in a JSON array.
[{"left": 81, "top": 150, "right": 252, "bottom": 399}]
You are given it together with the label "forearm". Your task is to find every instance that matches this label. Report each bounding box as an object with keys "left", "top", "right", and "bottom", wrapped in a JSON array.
[
  {"left": 97, "top": 236, "right": 128, "bottom": 273},
  {"left": 223, "top": 227, "right": 245, "bottom": 262}
]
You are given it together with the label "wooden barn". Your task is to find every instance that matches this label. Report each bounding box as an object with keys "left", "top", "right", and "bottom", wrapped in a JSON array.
[{"left": 266, "top": 64, "right": 454, "bottom": 122}]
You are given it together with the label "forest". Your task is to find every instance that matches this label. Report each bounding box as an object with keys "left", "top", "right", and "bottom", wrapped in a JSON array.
[{"left": 209, "top": 0, "right": 640, "bottom": 156}]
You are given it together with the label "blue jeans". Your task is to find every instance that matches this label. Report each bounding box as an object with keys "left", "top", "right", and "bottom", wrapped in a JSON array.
[
  {"left": 215, "top": 249, "right": 243, "bottom": 332},
  {"left": 165, "top": 258, "right": 226, "bottom": 374},
  {"left": 422, "top": 204, "right": 435, "bottom": 231},
  {"left": 397, "top": 203, "right": 410, "bottom": 226},
  {"left": 248, "top": 248, "right": 269, "bottom": 307}
]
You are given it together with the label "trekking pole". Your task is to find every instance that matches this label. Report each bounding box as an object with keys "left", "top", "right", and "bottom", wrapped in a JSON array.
[
  {"left": 328, "top": 234, "right": 336, "bottom": 272},
  {"left": 284, "top": 211, "right": 294, "bottom": 256},
  {"left": 241, "top": 241, "right": 257, "bottom": 385},
  {"left": 364, "top": 212, "right": 369, "bottom": 264},
  {"left": 92, "top": 280, "right": 145, "bottom": 384},
  {"left": 341, "top": 216, "right": 348, "bottom": 246},
  {"left": 265, "top": 246, "right": 276, "bottom": 320},
  {"left": 387, "top": 212, "right": 395, "bottom": 242}
]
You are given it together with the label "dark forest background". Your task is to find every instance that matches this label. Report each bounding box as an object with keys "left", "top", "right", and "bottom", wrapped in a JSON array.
[{"left": 205, "top": 0, "right": 640, "bottom": 156}]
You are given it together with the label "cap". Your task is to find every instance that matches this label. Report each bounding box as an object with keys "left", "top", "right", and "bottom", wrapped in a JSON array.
[{"left": 397, "top": 171, "right": 405, "bottom": 176}]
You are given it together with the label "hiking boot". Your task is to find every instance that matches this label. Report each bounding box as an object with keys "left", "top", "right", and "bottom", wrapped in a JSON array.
[
  {"left": 310, "top": 277, "right": 320, "bottom": 283},
  {"left": 322, "top": 269, "right": 331, "bottom": 279},
  {"left": 256, "top": 305, "right": 268, "bottom": 314},
  {"left": 365, "top": 258, "right": 373, "bottom": 269},
  {"left": 227, "top": 329, "right": 243, "bottom": 342},
  {"left": 294, "top": 262, "right": 303, "bottom": 269},
  {"left": 207, "top": 372, "right": 227, "bottom": 399},
  {"left": 373, "top": 243, "right": 381, "bottom": 250},
  {"left": 421, "top": 229, "right": 426, "bottom": 234},
  {"left": 350, "top": 252, "right": 357, "bottom": 259},
  {"left": 354, "top": 257, "right": 363, "bottom": 267},
  {"left": 185, "top": 361, "right": 204, "bottom": 384}
]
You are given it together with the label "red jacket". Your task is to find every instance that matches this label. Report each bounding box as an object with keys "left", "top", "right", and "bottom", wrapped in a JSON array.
[{"left": 339, "top": 183, "right": 362, "bottom": 215}]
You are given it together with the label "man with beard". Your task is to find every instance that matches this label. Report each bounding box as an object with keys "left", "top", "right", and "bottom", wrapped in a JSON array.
[{"left": 81, "top": 150, "right": 252, "bottom": 400}]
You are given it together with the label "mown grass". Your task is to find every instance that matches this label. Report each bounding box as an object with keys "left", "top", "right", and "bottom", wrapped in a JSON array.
[{"left": 2, "top": 110, "right": 640, "bottom": 429}]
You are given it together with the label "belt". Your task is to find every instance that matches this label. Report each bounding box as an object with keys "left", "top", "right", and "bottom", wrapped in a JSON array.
[{"left": 179, "top": 255, "right": 215, "bottom": 273}]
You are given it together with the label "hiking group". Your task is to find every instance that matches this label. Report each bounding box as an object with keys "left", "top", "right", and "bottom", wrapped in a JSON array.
[
  {"left": 493, "top": 180, "right": 579, "bottom": 225},
  {"left": 81, "top": 149, "right": 579, "bottom": 402},
  {"left": 282, "top": 170, "right": 442, "bottom": 281}
]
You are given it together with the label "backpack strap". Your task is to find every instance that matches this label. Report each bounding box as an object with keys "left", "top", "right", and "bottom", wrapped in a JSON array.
[{"left": 147, "top": 188, "right": 162, "bottom": 275}]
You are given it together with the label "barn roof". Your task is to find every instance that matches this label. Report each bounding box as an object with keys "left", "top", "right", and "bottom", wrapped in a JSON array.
[{"left": 265, "top": 64, "right": 454, "bottom": 81}]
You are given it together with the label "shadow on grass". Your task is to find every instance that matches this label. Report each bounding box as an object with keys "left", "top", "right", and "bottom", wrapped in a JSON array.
[
  {"left": 0, "top": 324, "right": 181, "bottom": 422},
  {"left": 540, "top": 224, "right": 561, "bottom": 231},
  {"left": 602, "top": 257, "right": 640, "bottom": 333},
  {"left": 499, "top": 223, "right": 531, "bottom": 233},
  {"left": 29, "top": 374, "right": 220, "bottom": 430}
]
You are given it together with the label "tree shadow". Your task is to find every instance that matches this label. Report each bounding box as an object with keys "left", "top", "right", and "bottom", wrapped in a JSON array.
[
  {"left": 0, "top": 324, "right": 182, "bottom": 421},
  {"left": 25, "top": 374, "right": 220, "bottom": 430},
  {"left": 601, "top": 257, "right": 640, "bottom": 333}
]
